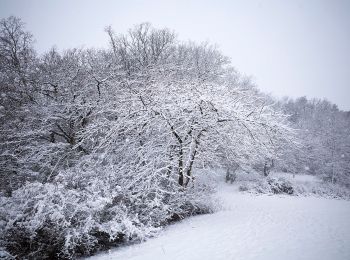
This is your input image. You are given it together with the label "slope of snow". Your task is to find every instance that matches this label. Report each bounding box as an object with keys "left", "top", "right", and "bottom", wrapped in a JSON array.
[{"left": 87, "top": 183, "right": 350, "bottom": 260}]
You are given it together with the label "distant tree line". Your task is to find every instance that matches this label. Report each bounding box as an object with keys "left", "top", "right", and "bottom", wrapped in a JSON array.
[{"left": 276, "top": 97, "right": 350, "bottom": 186}]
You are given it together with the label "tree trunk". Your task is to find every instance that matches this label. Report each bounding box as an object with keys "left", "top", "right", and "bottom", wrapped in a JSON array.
[
  {"left": 178, "top": 145, "right": 184, "bottom": 186},
  {"left": 184, "top": 131, "right": 203, "bottom": 187}
]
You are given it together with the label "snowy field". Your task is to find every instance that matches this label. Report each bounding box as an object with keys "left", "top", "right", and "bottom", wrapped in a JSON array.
[{"left": 88, "top": 182, "right": 350, "bottom": 260}]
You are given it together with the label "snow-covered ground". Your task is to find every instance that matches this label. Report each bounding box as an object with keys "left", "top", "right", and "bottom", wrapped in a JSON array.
[{"left": 88, "top": 181, "right": 350, "bottom": 260}]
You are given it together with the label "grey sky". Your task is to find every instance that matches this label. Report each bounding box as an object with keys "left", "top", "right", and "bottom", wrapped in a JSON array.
[{"left": 1, "top": 0, "right": 349, "bottom": 110}]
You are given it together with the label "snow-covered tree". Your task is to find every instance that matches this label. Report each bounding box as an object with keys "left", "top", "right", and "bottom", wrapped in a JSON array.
[{"left": 0, "top": 19, "right": 297, "bottom": 258}]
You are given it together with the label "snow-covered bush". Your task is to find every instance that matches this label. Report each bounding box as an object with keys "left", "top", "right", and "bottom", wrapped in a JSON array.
[
  {"left": 0, "top": 169, "right": 213, "bottom": 259},
  {"left": 267, "top": 178, "right": 294, "bottom": 195},
  {"left": 237, "top": 172, "right": 350, "bottom": 199}
]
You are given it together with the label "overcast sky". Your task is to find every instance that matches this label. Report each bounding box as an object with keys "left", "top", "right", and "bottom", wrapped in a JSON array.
[{"left": 1, "top": 0, "right": 349, "bottom": 110}]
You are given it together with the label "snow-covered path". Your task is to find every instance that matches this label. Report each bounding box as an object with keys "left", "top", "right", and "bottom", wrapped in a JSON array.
[{"left": 88, "top": 185, "right": 350, "bottom": 260}]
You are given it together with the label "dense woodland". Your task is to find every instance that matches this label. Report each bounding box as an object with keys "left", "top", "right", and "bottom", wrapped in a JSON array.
[{"left": 0, "top": 16, "right": 349, "bottom": 259}]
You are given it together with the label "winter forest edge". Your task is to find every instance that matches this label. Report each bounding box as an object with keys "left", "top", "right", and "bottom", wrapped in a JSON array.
[{"left": 0, "top": 16, "right": 349, "bottom": 259}]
